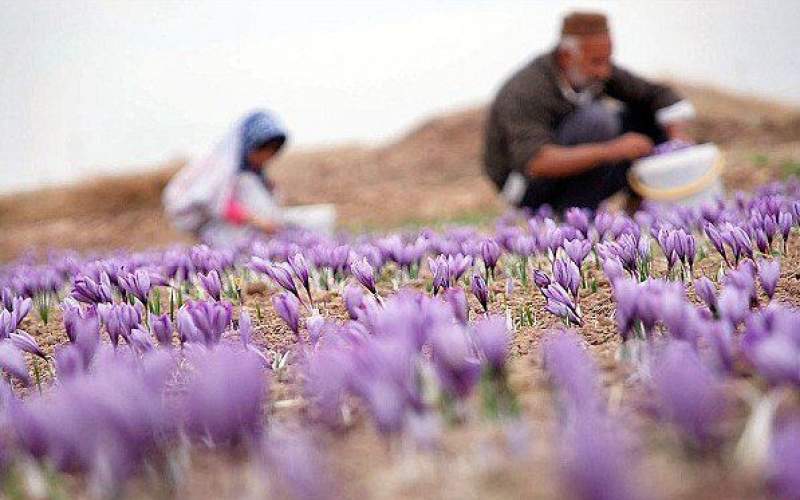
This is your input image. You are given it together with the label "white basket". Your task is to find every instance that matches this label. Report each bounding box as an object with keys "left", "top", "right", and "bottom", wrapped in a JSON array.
[
  {"left": 282, "top": 204, "right": 337, "bottom": 235},
  {"left": 629, "top": 143, "right": 725, "bottom": 207}
]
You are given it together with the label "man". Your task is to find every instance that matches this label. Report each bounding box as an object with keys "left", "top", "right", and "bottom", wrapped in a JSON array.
[{"left": 483, "top": 11, "right": 695, "bottom": 212}]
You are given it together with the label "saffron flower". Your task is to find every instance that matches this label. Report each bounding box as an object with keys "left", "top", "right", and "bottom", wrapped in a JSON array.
[
  {"left": 273, "top": 293, "right": 301, "bottom": 336},
  {"left": 288, "top": 252, "right": 312, "bottom": 301},
  {"left": 444, "top": 286, "right": 468, "bottom": 325},
  {"left": 149, "top": 312, "right": 173, "bottom": 347},
  {"left": 342, "top": 284, "right": 365, "bottom": 320},
  {"left": 71, "top": 274, "right": 113, "bottom": 304},
  {"left": 198, "top": 269, "right": 223, "bottom": 301},
  {"left": 117, "top": 269, "right": 154, "bottom": 304},
  {"left": 10, "top": 330, "right": 47, "bottom": 359},
  {"left": 98, "top": 303, "right": 141, "bottom": 347},
  {"left": 350, "top": 257, "right": 377, "bottom": 295},
  {"left": 470, "top": 273, "right": 489, "bottom": 312},
  {"left": 474, "top": 315, "right": 510, "bottom": 372},
  {"left": 652, "top": 340, "right": 727, "bottom": 447},
  {"left": 0, "top": 343, "right": 30, "bottom": 385},
  {"left": 480, "top": 239, "right": 502, "bottom": 278},
  {"left": 430, "top": 324, "right": 481, "bottom": 400},
  {"left": 757, "top": 258, "right": 781, "bottom": 299},
  {"left": 250, "top": 258, "right": 300, "bottom": 299}
]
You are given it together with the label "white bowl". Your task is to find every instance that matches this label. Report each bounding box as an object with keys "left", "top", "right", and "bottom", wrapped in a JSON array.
[{"left": 630, "top": 143, "right": 725, "bottom": 207}]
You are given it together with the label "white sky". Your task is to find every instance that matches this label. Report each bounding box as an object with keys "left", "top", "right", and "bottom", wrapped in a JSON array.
[{"left": 1, "top": 0, "right": 799, "bottom": 191}]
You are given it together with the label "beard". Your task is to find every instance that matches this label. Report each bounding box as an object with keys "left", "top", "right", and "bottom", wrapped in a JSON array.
[{"left": 565, "top": 66, "right": 603, "bottom": 95}]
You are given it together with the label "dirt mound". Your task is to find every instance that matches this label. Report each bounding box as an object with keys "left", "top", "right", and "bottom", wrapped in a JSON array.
[{"left": 1, "top": 84, "right": 799, "bottom": 261}]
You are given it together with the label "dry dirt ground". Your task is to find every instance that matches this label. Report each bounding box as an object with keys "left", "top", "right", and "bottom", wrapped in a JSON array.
[{"left": 1, "top": 83, "right": 799, "bottom": 262}]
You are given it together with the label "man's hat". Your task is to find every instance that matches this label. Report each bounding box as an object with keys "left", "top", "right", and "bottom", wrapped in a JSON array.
[{"left": 561, "top": 11, "right": 609, "bottom": 36}]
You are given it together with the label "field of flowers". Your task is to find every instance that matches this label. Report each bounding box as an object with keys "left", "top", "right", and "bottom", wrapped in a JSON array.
[{"left": 1, "top": 179, "right": 800, "bottom": 499}]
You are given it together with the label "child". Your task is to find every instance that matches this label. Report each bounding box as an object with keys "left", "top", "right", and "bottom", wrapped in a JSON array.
[{"left": 163, "top": 110, "right": 289, "bottom": 247}]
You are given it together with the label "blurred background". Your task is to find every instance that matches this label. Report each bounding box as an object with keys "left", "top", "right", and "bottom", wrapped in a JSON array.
[
  {"left": 1, "top": 0, "right": 799, "bottom": 259},
  {"left": 2, "top": 0, "right": 798, "bottom": 192}
]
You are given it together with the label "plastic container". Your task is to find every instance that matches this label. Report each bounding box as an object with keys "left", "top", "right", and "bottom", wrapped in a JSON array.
[
  {"left": 628, "top": 143, "right": 725, "bottom": 207},
  {"left": 282, "top": 204, "right": 337, "bottom": 235}
]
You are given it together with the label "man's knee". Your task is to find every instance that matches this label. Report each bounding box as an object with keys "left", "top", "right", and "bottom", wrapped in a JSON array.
[{"left": 556, "top": 103, "right": 621, "bottom": 146}]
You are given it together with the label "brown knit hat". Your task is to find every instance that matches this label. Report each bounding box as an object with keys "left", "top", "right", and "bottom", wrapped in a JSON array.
[{"left": 561, "top": 11, "right": 609, "bottom": 36}]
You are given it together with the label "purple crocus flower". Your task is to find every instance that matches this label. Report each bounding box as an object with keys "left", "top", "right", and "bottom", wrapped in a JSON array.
[
  {"left": 250, "top": 258, "right": 299, "bottom": 299},
  {"left": 553, "top": 257, "right": 580, "bottom": 300},
  {"left": 54, "top": 344, "right": 85, "bottom": 379},
  {"left": 741, "top": 306, "right": 800, "bottom": 386},
  {"left": 71, "top": 274, "right": 114, "bottom": 304},
  {"left": 732, "top": 226, "right": 754, "bottom": 261},
  {"left": 543, "top": 283, "right": 581, "bottom": 326},
  {"left": 480, "top": 239, "right": 502, "bottom": 277},
  {"left": 474, "top": 315, "right": 510, "bottom": 372},
  {"left": 198, "top": 270, "right": 223, "bottom": 301},
  {"left": 350, "top": 257, "right": 377, "bottom": 295},
  {"left": 176, "top": 307, "right": 200, "bottom": 345},
  {"left": 652, "top": 340, "right": 727, "bottom": 447},
  {"left": 288, "top": 253, "right": 312, "bottom": 299},
  {"left": 273, "top": 293, "right": 301, "bottom": 336},
  {"left": 342, "top": 284, "right": 365, "bottom": 320},
  {"left": 565, "top": 207, "right": 590, "bottom": 237},
  {"left": 778, "top": 211, "right": 793, "bottom": 251},
  {"left": 602, "top": 257, "right": 626, "bottom": 284},
  {"left": 238, "top": 308, "right": 253, "bottom": 346},
  {"left": 0, "top": 343, "right": 30, "bottom": 385},
  {"left": 470, "top": 273, "right": 489, "bottom": 312},
  {"left": 149, "top": 312, "right": 173, "bottom": 348},
  {"left": 10, "top": 331, "right": 47, "bottom": 359},
  {"left": 1, "top": 287, "right": 13, "bottom": 311},
  {"left": 541, "top": 329, "right": 602, "bottom": 413},
  {"left": 0, "top": 310, "right": 20, "bottom": 338},
  {"left": 694, "top": 277, "right": 718, "bottom": 315},
  {"left": 128, "top": 328, "right": 155, "bottom": 355},
  {"left": 767, "top": 419, "right": 800, "bottom": 499},
  {"left": 447, "top": 253, "right": 473, "bottom": 283},
  {"left": 430, "top": 324, "right": 481, "bottom": 400},
  {"left": 239, "top": 308, "right": 272, "bottom": 366},
  {"left": 184, "top": 300, "right": 232, "bottom": 346},
  {"left": 717, "top": 285, "right": 751, "bottom": 326},
  {"left": 755, "top": 229, "right": 770, "bottom": 254},
  {"left": 757, "top": 258, "right": 781, "bottom": 299},
  {"left": 98, "top": 303, "right": 141, "bottom": 347},
  {"left": 563, "top": 238, "right": 592, "bottom": 267},
  {"left": 594, "top": 211, "right": 614, "bottom": 240},
  {"left": 559, "top": 412, "right": 640, "bottom": 500},
  {"left": 533, "top": 269, "right": 551, "bottom": 289},
  {"left": 2, "top": 294, "right": 32, "bottom": 323},
  {"left": 117, "top": 269, "right": 153, "bottom": 304},
  {"left": 183, "top": 345, "right": 268, "bottom": 445},
  {"left": 428, "top": 255, "right": 449, "bottom": 296},
  {"left": 704, "top": 223, "right": 729, "bottom": 265},
  {"left": 444, "top": 286, "right": 469, "bottom": 325}
]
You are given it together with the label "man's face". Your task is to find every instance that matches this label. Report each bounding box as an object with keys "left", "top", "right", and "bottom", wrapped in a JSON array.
[{"left": 564, "top": 33, "right": 613, "bottom": 91}]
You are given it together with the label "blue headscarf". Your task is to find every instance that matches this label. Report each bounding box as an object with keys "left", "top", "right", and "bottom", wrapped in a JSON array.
[{"left": 239, "top": 110, "right": 288, "bottom": 171}]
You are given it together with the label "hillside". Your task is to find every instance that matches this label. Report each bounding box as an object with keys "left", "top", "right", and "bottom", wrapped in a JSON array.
[{"left": 1, "top": 83, "right": 799, "bottom": 261}]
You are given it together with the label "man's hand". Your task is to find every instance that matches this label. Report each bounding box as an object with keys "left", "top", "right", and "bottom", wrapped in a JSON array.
[
  {"left": 605, "top": 133, "right": 654, "bottom": 162},
  {"left": 665, "top": 122, "right": 693, "bottom": 143}
]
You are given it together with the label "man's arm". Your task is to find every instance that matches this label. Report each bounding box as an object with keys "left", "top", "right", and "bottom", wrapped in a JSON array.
[
  {"left": 527, "top": 132, "right": 654, "bottom": 178},
  {"left": 606, "top": 65, "right": 696, "bottom": 141}
]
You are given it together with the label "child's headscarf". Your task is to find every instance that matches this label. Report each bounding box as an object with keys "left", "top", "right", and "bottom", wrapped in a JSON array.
[{"left": 163, "top": 110, "right": 288, "bottom": 233}]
